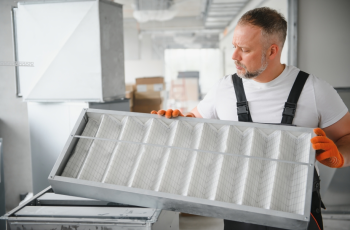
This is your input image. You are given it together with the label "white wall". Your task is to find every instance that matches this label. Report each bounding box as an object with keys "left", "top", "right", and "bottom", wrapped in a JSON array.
[
  {"left": 124, "top": 60, "right": 164, "bottom": 83},
  {"left": 298, "top": 0, "right": 350, "bottom": 87},
  {"left": 219, "top": 0, "right": 288, "bottom": 76},
  {"left": 298, "top": 0, "right": 350, "bottom": 206},
  {"left": 0, "top": 0, "right": 33, "bottom": 211},
  {"left": 164, "top": 49, "right": 223, "bottom": 95},
  {"left": 123, "top": 19, "right": 140, "bottom": 60},
  {"left": 123, "top": 19, "right": 164, "bottom": 83},
  {"left": 140, "top": 34, "right": 153, "bottom": 60}
]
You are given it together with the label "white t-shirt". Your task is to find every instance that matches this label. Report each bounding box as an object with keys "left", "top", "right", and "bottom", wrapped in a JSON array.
[{"left": 198, "top": 65, "right": 348, "bottom": 128}]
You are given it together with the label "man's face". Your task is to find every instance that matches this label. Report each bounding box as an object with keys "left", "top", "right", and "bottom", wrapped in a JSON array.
[{"left": 232, "top": 24, "right": 268, "bottom": 79}]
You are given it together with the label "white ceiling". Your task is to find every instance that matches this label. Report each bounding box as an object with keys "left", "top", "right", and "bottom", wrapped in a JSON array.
[
  {"left": 113, "top": 0, "right": 249, "bottom": 48},
  {"left": 115, "top": 0, "right": 204, "bottom": 19}
]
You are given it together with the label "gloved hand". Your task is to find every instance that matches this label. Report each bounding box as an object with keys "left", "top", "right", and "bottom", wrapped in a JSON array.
[
  {"left": 151, "top": 109, "right": 195, "bottom": 119},
  {"left": 311, "top": 128, "right": 344, "bottom": 168}
]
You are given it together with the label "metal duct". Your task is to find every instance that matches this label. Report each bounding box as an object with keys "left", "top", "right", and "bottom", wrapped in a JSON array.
[
  {"left": 133, "top": 0, "right": 176, "bottom": 22},
  {"left": 134, "top": 0, "right": 173, "bottom": 10},
  {"left": 203, "top": 0, "right": 249, "bottom": 29},
  {"left": 13, "top": 0, "right": 125, "bottom": 102}
]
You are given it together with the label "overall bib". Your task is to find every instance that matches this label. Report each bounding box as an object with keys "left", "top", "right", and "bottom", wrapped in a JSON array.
[{"left": 224, "top": 71, "right": 324, "bottom": 230}]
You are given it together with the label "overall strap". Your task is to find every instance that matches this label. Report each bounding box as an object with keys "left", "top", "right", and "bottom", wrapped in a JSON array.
[
  {"left": 232, "top": 74, "right": 253, "bottom": 122},
  {"left": 281, "top": 71, "right": 309, "bottom": 125}
]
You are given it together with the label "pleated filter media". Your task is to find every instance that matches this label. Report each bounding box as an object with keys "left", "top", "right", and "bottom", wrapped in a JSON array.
[{"left": 51, "top": 110, "right": 315, "bottom": 229}]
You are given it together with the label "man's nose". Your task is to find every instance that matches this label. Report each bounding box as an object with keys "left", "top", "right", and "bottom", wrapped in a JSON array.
[{"left": 232, "top": 48, "right": 241, "bottom": 61}]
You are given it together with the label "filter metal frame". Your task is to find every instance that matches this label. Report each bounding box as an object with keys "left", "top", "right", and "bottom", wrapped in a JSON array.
[{"left": 49, "top": 109, "right": 315, "bottom": 230}]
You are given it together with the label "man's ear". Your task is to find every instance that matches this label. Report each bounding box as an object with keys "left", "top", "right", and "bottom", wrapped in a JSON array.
[{"left": 268, "top": 44, "right": 279, "bottom": 60}]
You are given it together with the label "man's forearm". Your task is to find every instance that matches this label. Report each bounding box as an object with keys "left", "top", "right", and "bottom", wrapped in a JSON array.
[
  {"left": 190, "top": 106, "right": 203, "bottom": 118},
  {"left": 336, "top": 134, "right": 350, "bottom": 167}
]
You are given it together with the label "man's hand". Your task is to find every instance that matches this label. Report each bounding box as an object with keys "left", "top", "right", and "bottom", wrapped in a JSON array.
[
  {"left": 151, "top": 109, "right": 195, "bottom": 119},
  {"left": 311, "top": 128, "right": 344, "bottom": 168}
]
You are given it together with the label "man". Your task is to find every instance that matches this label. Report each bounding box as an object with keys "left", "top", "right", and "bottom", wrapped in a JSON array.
[{"left": 152, "top": 7, "right": 350, "bottom": 230}]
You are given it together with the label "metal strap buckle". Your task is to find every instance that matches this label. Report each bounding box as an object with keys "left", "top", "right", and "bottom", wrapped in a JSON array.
[
  {"left": 282, "top": 102, "right": 296, "bottom": 117},
  {"left": 237, "top": 101, "right": 249, "bottom": 115}
]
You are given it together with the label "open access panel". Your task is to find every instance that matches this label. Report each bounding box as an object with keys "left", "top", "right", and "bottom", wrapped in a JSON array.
[{"left": 49, "top": 109, "right": 316, "bottom": 229}]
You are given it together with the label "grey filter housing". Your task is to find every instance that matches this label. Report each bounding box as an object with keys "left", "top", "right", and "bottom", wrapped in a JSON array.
[
  {"left": 13, "top": 0, "right": 125, "bottom": 102},
  {"left": 49, "top": 109, "right": 316, "bottom": 229}
]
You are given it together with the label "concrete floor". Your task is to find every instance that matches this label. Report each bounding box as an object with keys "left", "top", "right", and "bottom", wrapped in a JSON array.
[
  {"left": 323, "top": 219, "right": 350, "bottom": 230},
  {"left": 179, "top": 215, "right": 224, "bottom": 230},
  {"left": 322, "top": 214, "right": 350, "bottom": 230},
  {"left": 179, "top": 215, "right": 350, "bottom": 230}
]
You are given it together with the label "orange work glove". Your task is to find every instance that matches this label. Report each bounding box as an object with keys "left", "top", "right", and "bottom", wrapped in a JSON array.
[
  {"left": 311, "top": 128, "right": 344, "bottom": 168},
  {"left": 151, "top": 109, "right": 195, "bottom": 119}
]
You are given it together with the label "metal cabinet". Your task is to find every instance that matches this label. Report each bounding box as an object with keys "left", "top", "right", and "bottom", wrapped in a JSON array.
[
  {"left": 0, "top": 139, "right": 5, "bottom": 229},
  {"left": 2, "top": 186, "right": 179, "bottom": 230}
]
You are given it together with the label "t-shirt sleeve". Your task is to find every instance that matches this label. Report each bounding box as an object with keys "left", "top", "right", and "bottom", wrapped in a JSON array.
[
  {"left": 313, "top": 76, "right": 348, "bottom": 128},
  {"left": 197, "top": 79, "right": 221, "bottom": 119}
]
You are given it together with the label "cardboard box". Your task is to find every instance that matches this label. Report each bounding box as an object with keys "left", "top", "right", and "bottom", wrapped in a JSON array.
[
  {"left": 136, "top": 83, "right": 164, "bottom": 92},
  {"left": 125, "top": 91, "right": 133, "bottom": 99},
  {"left": 132, "top": 93, "right": 162, "bottom": 113},
  {"left": 134, "top": 77, "right": 165, "bottom": 101},
  {"left": 136, "top": 77, "right": 164, "bottom": 85},
  {"left": 170, "top": 78, "right": 199, "bottom": 101},
  {"left": 133, "top": 98, "right": 162, "bottom": 106},
  {"left": 125, "top": 84, "right": 135, "bottom": 108},
  {"left": 125, "top": 91, "right": 134, "bottom": 107},
  {"left": 185, "top": 78, "right": 199, "bottom": 101},
  {"left": 134, "top": 91, "right": 162, "bottom": 100},
  {"left": 125, "top": 84, "right": 135, "bottom": 92},
  {"left": 132, "top": 104, "right": 162, "bottom": 113}
]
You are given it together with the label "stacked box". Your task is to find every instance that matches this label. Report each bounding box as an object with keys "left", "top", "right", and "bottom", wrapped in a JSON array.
[
  {"left": 168, "top": 78, "right": 199, "bottom": 113},
  {"left": 132, "top": 77, "right": 164, "bottom": 113},
  {"left": 125, "top": 84, "right": 134, "bottom": 108}
]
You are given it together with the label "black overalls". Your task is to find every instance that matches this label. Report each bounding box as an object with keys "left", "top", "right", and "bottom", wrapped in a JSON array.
[{"left": 224, "top": 71, "right": 324, "bottom": 230}]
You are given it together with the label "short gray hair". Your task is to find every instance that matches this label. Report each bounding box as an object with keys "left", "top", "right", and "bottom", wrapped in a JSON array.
[{"left": 238, "top": 7, "right": 287, "bottom": 48}]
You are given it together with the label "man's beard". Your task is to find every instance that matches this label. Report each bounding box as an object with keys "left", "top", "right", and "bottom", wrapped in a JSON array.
[{"left": 235, "top": 54, "right": 268, "bottom": 79}]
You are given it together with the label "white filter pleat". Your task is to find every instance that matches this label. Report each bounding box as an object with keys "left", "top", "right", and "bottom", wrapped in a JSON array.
[
  {"left": 279, "top": 132, "right": 311, "bottom": 163},
  {"left": 78, "top": 115, "right": 122, "bottom": 182},
  {"left": 242, "top": 129, "right": 265, "bottom": 207},
  {"left": 132, "top": 119, "right": 171, "bottom": 190},
  {"left": 215, "top": 127, "right": 253, "bottom": 204},
  {"left": 176, "top": 122, "right": 205, "bottom": 196},
  {"left": 294, "top": 133, "right": 311, "bottom": 163},
  {"left": 61, "top": 113, "right": 313, "bottom": 216},
  {"left": 270, "top": 162, "right": 290, "bottom": 212},
  {"left": 258, "top": 131, "right": 280, "bottom": 209},
  {"left": 204, "top": 125, "right": 228, "bottom": 200},
  {"left": 152, "top": 121, "right": 179, "bottom": 191},
  {"left": 158, "top": 121, "right": 195, "bottom": 195},
  {"left": 61, "top": 118, "right": 99, "bottom": 178},
  {"left": 103, "top": 116, "right": 147, "bottom": 186},
  {"left": 242, "top": 130, "right": 281, "bottom": 209},
  {"left": 285, "top": 164, "right": 308, "bottom": 214},
  {"left": 270, "top": 163, "right": 308, "bottom": 214},
  {"left": 187, "top": 123, "right": 224, "bottom": 200},
  {"left": 270, "top": 131, "right": 310, "bottom": 214}
]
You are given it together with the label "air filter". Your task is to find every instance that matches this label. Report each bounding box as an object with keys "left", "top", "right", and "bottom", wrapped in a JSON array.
[{"left": 49, "top": 109, "right": 315, "bottom": 229}]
